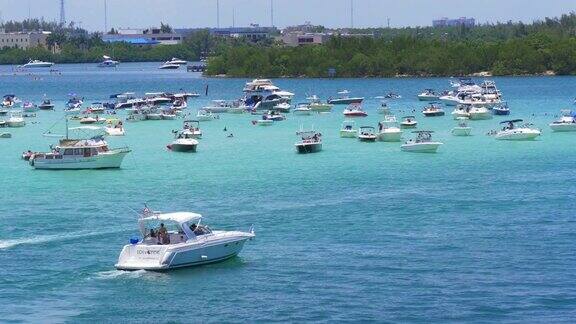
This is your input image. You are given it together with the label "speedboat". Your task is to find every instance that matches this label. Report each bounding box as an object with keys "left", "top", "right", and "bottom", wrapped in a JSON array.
[
  {"left": 400, "top": 116, "right": 418, "bottom": 129},
  {"left": 293, "top": 104, "right": 312, "bottom": 115},
  {"left": 196, "top": 110, "right": 218, "bottom": 121},
  {"left": 2, "top": 95, "right": 21, "bottom": 107},
  {"left": 273, "top": 102, "right": 291, "bottom": 113},
  {"left": 377, "top": 102, "right": 391, "bottom": 115},
  {"left": 145, "top": 110, "right": 163, "bottom": 120},
  {"left": 167, "top": 57, "right": 187, "bottom": 65},
  {"left": 80, "top": 115, "right": 106, "bottom": 124},
  {"left": 340, "top": 120, "right": 358, "bottom": 138},
  {"left": 29, "top": 124, "right": 130, "bottom": 169},
  {"left": 161, "top": 110, "right": 177, "bottom": 120},
  {"left": 167, "top": 127, "right": 200, "bottom": 153},
  {"left": 468, "top": 106, "right": 492, "bottom": 120},
  {"left": 295, "top": 130, "right": 322, "bottom": 153},
  {"left": 7, "top": 111, "right": 25, "bottom": 127},
  {"left": 358, "top": 126, "right": 377, "bottom": 142},
  {"left": 417, "top": 89, "right": 439, "bottom": 101},
  {"left": 66, "top": 96, "right": 83, "bottom": 110},
  {"left": 304, "top": 95, "right": 332, "bottom": 112},
  {"left": 384, "top": 92, "right": 401, "bottom": 99},
  {"left": 549, "top": 110, "right": 576, "bottom": 132},
  {"left": 494, "top": 119, "right": 541, "bottom": 140},
  {"left": 38, "top": 99, "right": 55, "bottom": 110},
  {"left": 105, "top": 119, "right": 125, "bottom": 136},
  {"left": 159, "top": 62, "right": 180, "bottom": 69},
  {"left": 114, "top": 207, "right": 255, "bottom": 271},
  {"left": 85, "top": 102, "right": 106, "bottom": 114},
  {"left": 182, "top": 120, "right": 202, "bottom": 139},
  {"left": 492, "top": 103, "right": 510, "bottom": 116},
  {"left": 377, "top": 116, "right": 402, "bottom": 142},
  {"left": 328, "top": 90, "right": 364, "bottom": 105},
  {"left": 98, "top": 55, "right": 119, "bottom": 67},
  {"left": 401, "top": 131, "right": 443, "bottom": 153},
  {"left": 451, "top": 118, "right": 472, "bottom": 136},
  {"left": 254, "top": 119, "right": 274, "bottom": 126},
  {"left": 19, "top": 59, "right": 54, "bottom": 68},
  {"left": 343, "top": 103, "right": 367, "bottom": 117},
  {"left": 263, "top": 110, "right": 285, "bottom": 121},
  {"left": 144, "top": 93, "right": 173, "bottom": 106},
  {"left": 203, "top": 100, "right": 232, "bottom": 113},
  {"left": 22, "top": 101, "right": 38, "bottom": 112},
  {"left": 451, "top": 105, "right": 471, "bottom": 119},
  {"left": 422, "top": 104, "right": 445, "bottom": 117}
]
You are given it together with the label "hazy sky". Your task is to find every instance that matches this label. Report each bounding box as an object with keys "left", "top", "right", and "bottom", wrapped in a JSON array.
[{"left": 0, "top": 0, "right": 575, "bottom": 31}]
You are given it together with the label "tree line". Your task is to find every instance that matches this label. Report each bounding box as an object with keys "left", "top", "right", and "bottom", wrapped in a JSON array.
[{"left": 206, "top": 13, "right": 576, "bottom": 77}]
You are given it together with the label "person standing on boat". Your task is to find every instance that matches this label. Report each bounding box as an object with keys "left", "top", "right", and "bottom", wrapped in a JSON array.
[{"left": 158, "top": 223, "right": 169, "bottom": 244}]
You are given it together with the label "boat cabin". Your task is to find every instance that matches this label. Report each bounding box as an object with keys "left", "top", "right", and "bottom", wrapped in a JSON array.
[{"left": 138, "top": 212, "right": 211, "bottom": 245}]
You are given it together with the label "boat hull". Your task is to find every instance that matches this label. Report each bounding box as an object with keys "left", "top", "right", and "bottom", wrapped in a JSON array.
[
  {"left": 340, "top": 130, "right": 357, "bottom": 138},
  {"left": 115, "top": 236, "right": 252, "bottom": 271},
  {"left": 418, "top": 95, "right": 439, "bottom": 101},
  {"left": 378, "top": 131, "right": 402, "bottom": 142},
  {"left": 495, "top": 129, "right": 541, "bottom": 140},
  {"left": 30, "top": 150, "right": 130, "bottom": 169},
  {"left": 401, "top": 142, "right": 442, "bottom": 153},
  {"left": 452, "top": 127, "right": 472, "bottom": 136},
  {"left": 328, "top": 98, "right": 363, "bottom": 105},
  {"left": 549, "top": 123, "right": 576, "bottom": 132},
  {"left": 295, "top": 143, "right": 322, "bottom": 154}
]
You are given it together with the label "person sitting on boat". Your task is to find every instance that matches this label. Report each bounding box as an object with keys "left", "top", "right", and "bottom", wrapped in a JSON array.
[{"left": 157, "top": 223, "right": 169, "bottom": 244}]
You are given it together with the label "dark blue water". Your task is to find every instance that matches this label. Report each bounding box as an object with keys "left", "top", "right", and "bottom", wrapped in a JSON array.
[{"left": 0, "top": 63, "right": 575, "bottom": 322}]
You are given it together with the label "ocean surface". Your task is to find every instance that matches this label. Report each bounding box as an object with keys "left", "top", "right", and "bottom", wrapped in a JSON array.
[{"left": 0, "top": 62, "right": 575, "bottom": 323}]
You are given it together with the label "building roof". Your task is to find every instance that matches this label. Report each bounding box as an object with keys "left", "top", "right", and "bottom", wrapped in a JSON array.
[{"left": 103, "top": 37, "right": 160, "bottom": 45}]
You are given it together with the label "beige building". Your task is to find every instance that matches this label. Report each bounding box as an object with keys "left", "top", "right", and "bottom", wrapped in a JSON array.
[
  {"left": 280, "top": 32, "right": 329, "bottom": 47},
  {"left": 0, "top": 31, "right": 51, "bottom": 49}
]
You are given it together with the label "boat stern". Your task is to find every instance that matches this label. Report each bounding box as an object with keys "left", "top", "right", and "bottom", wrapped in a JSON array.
[{"left": 115, "top": 243, "right": 172, "bottom": 271}]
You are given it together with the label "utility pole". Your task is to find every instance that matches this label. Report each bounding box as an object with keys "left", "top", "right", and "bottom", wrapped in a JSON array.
[
  {"left": 350, "top": 0, "right": 354, "bottom": 29},
  {"left": 216, "top": 0, "right": 220, "bottom": 28},
  {"left": 104, "top": 0, "right": 108, "bottom": 32},
  {"left": 59, "top": 0, "right": 66, "bottom": 26},
  {"left": 232, "top": 8, "right": 236, "bottom": 28},
  {"left": 270, "top": 0, "right": 274, "bottom": 27}
]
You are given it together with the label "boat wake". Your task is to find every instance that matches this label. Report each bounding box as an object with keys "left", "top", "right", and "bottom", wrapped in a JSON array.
[
  {"left": 94, "top": 269, "right": 148, "bottom": 280},
  {"left": 0, "top": 229, "right": 125, "bottom": 250}
]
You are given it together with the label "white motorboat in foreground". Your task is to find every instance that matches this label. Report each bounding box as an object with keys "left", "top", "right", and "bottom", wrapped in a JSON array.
[
  {"left": 400, "top": 116, "right": 418, "bottom": 129},
  {"left": 468, "top": 106, "right": 492, "bottom": 120},
  {"left": 401, "top": 131, "right": 443, "bottom": 153},
  {"left": 358, "top": 126, "right": 377, "bottom": 142},
  {"left": 377, "top": 116, "right": 402, "bottom": 142},
  {"left": 30, "top": 124, "right": 130, "bottom": 169},
  {"left": 115, "top": 208, "right": 255, "bottom": 271},
  {"left": 549, "top": 110, "right": 576, "bottom": 132},
  {"left": 19, "top": 59, "right": 54, "bottom": 68},
  {"left": 452, "top": 118, "right": 472, "bottom": 136},
  {"left": 167, "top": 57, "right": 187, "bottom": 65},
  {"left": 494, "top": 119, "right": 541, "bottom": 140},
  {"left": 417, "top": 89, "right": 439, "bottom": 101},
  {"left": 159, "top": 62, "right": 180, "bottom": 69},
  {"left": 167, "top": 122, "right": 200, "bottom": 152},
  {"left": 7, "top": 111, "right": 25, "bottom": 127},
  {"left": 105, "top": 119, "right": 125, "bottom": 136},
  {"left": 293, "top": 104, "right": 312, "bottom": 115},
  {"left": 196, "top": 110, "right": 218, "bottom": 121},
  {"left": 98, "top": 55, "right": 119, "bottom": 67},
  {"left": 295, "top": 130, "right": 322, "bottom": 153},
  {"left": 340, "top": 120, "right": 358, "bottom": 138}
]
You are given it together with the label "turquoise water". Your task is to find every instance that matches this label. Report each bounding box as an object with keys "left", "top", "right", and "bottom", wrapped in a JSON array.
[{"left": 1, "top": 63, "right": 575, "bottom": 322}]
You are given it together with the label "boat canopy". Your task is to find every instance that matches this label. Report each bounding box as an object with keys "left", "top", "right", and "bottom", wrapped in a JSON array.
[
  {"left": 141, "top": 212, "right": 202, "bottom": 224},
  {"left": 500, "top": 119, "right": 523, "bottom": 124}
]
